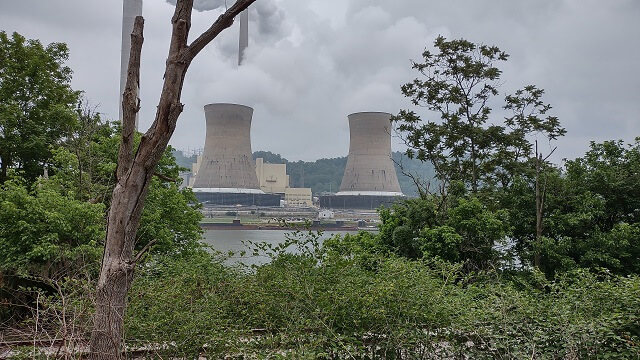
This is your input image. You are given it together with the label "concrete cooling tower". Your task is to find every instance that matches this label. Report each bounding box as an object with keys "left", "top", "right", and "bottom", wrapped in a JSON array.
[
  {"left": 320, "top": 112, "right": 404, "bottom": 209},
  {"left": 192, "top": 103, "right": 280, "bottom": 206}
]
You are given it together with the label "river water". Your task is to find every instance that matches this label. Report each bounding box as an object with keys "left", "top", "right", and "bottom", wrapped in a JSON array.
[{"left": 201, "top": 229, "right": 366, "bottom": 266}]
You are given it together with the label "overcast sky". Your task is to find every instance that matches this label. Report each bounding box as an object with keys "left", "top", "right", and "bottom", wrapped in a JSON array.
[{"left": 1, "top": 0, "right": 638, "bottom": 162}]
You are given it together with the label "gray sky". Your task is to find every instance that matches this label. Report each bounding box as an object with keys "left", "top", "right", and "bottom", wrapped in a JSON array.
[{"left": 1, "top": 0, "right": 638, "bottom": 162}]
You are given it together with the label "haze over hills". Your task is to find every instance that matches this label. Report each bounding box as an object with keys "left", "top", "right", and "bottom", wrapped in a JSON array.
[{"left": 172, "top": 149, "right": 436, "bottom": 198}]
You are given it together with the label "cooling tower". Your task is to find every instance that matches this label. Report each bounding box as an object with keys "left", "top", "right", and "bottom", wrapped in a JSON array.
[
  {"left": 337, "top": 112, "right": 403, "bottom": 195},
  {"left": 192, "top": 103, "right": 260, "bottom": 190},
  {"left": 192, "top": 104, "right": 280, "bottom": 206},
  {"left": 320, "top": 112, "right": 403, "bottom": 209},
  {"left": 119, "top": 0, "right": 143, "bottom": 128}
]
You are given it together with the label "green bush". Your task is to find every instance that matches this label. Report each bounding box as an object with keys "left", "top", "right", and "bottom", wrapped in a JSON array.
[{"left": 124, "top": 233, "right": 640, "bottom": 358}]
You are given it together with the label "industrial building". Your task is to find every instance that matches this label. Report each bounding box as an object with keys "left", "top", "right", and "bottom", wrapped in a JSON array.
[
  {"left": 254, "top": 158, "right": 313, "bottom": 207},
  {"left": 284, "top": 188, "right": 313, "bottom": 207},
  {"left": 255, "top": 158, "right": 289, "bottom": 194},
  {"left": 191, "top": 103, "right": 280, "bottom": 206},
  {"left": 319, "top": 112, "right": 404, "bottom": 209}
]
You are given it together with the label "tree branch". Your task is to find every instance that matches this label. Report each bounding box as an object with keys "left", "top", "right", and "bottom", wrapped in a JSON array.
[
  {"left": 187, "top": 0, "right": 257, "bottom": 61},
  {"left": 116, "top": 16, "right": 144, "bottom": 181},
  {"left": 154, "top": 171, "right": 178, "bottom": 182},
  {"left": 133, "top": 239, "right": 157, "bottom": 264}
]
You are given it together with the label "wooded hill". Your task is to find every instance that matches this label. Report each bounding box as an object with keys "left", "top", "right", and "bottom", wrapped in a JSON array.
[{"left": 173, "top": 149, "right": 436, "bottom": 197}]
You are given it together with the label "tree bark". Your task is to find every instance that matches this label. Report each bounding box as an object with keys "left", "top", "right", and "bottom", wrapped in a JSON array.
[
  {"left": 534, "top": 152, "right": 542, "bottom": 269},
  {"left": 0, "top": 155, "right": 7, "bottom": 184},
  {"left": 89, "top": 0, "right": 256, "bottom": 358}
]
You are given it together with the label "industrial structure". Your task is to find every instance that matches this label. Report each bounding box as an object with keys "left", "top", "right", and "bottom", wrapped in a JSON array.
[
  {"left": 254, "top": 158, "right": 313, "bottom": 207},
  {"left": 255, "top": 158, "right": 289, "bottom": 194},
  {"left": 320, "top": 112, "right": 404, "bottom": 209},
  {"left": 191, "top": 103, "right": 279, "bottom": 206},
  {"left": 120, "top": 0, "right": 143, "bottom": 129}
]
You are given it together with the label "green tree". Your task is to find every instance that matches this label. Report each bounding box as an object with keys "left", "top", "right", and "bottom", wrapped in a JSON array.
[
  {"left": 501, "top": 85, "right": 566, "bottom": 267},
  {"left": 0, "top": 178, "right": 104, "bottom": 279},
  {"left": 393, "top": 36, "right": 509, "bottom": 193},
  {"left": 506, "top": 139, "right": 640, "bottom": 276},
  {"left": 0, "top": 31, "right": 80, "bottom": 183},
  {"left": 378, "top": 183, "right": 508, "bottom": 270},
  {"left": 544, "top": 139, "right": 640, "bottom": 276}
]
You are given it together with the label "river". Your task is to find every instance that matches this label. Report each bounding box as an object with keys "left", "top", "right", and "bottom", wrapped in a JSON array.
[{"left": 201, "top": 229, "right": 368, "bottom": 266}]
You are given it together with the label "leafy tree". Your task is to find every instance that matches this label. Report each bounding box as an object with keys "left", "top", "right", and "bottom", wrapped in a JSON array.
[
  {"left": 540, "top": 139, "right": 640, "bottom": 276},
  {"left": 252, "top": 150, "right": 288, "bottom": 164},
  {"left": 0, "top": 178, "right": 105, "bottom": 279},
  {"left": 378, "top": 183, "right": 508, "bottom": 270},
  {"left": 0, "top": 31, "right": 80, "bottom": 183},
  {"left": 393, "top": 36, "right": 509, "bottom": 193},
  {"left": 505, "top": 139, "right": 640, "bottom": 276},
  {"left": 53, "top": 119, "right": 204, "bottom": 256},
  {"left": 501, "top": 85, "right": 566, "bottom": 267}
]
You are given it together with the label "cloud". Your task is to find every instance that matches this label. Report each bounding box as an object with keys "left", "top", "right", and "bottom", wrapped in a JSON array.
[
  {"left": 165, "top": 0, "right": 225, "bottom": 12},
  {"left": 2, "top": 0, "right": 637, "bottom": 162}
]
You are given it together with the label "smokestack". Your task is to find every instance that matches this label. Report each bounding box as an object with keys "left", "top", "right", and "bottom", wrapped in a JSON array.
[
  {"left": 238, "top": 9, "right": 249, "bottom": 65},
  {"left": 192, "top": 103, "right": 262, "bottom": 192},
  {"left": 120, "top": 0, "right": 143, "bottom": 129},
  {"left": 337, "top": 112, "right": 403, "bottom": 196}
]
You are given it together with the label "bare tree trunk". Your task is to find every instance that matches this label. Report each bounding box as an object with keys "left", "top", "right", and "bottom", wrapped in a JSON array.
[
  {"left": 534, "top": 152, "right": 542, "bottom": 269},
  {"left": 533, "top": 141, "right": 556, "bottom": 270},
  {"left": 0, "top": 154, "right": 8, "bottom": 184},
  {"left": 88, "top": 0, "right": 255, "bottom": 358}
]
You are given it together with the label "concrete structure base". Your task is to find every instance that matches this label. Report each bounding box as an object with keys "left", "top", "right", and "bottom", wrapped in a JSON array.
[
  {"left": 195, "top": 192, "right": 281, "bottom": 207},
  {"left": 318, "top": 195, "right": 403, "bottom": 210}
]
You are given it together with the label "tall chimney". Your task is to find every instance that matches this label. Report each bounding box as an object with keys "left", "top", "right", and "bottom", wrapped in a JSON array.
[
  {"left": 238, "top": 9, "right": 249, "bottom": 66},
  {"left": 120, "top": 0, "right": 143, "bottom": 129}
]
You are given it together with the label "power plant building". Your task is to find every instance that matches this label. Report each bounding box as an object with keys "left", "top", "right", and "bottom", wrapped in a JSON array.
[
  {"left": 255, "top": 158, "right": 289, "bottom": 194},
  {"left": 191, "top": 103, "right": 280, "bottom": 206},
  {"left": 285, "top": 188, "right": 313, "bottom": 207},
  {"left": 320, "top": 112, "right": 404, "bottom": 209}
]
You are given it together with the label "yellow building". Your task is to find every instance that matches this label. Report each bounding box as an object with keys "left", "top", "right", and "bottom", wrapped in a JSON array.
[
  {"left": 255, "top": 158, "right": 289, "bottom": 194},
  {"left": 285, "top": 188, "right": 313, "bottom": 207}
]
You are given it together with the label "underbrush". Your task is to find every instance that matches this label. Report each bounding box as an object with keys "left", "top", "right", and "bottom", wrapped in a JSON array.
[{"left": 124, "top": 233, "right": 640, "bottom": 359}]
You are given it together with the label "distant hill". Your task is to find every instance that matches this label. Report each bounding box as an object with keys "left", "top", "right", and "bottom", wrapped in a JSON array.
[
  {"left": 172, "top": 149, "right": 436, "bottom": 197},
  {"left": 252, "top": 151, "right": 436, "bottom": 198}
]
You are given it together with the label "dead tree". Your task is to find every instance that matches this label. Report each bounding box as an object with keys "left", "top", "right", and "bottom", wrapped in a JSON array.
[{"left": 89, "top": 0, "right": 256, "bottom": 358}]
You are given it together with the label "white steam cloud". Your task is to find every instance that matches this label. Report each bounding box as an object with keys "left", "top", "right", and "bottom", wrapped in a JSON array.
[{"left": 165, "top": 0, "right": 226, "bottom": 12}]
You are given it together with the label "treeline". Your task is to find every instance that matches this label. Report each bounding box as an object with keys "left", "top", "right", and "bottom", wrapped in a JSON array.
[
  {"left": 253, "top": 151, "right": 436, "bottom": 197},
  {"left": 173, "top": 150, "right": 438, "bottom": 197},
  {"left": 172, "top": 149, "right": 436, "bottom": 197}
]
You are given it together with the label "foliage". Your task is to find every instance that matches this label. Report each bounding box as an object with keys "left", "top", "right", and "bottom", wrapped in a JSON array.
[
  {"left": 1, "top": 275, "right": 95, "bottom": 358},
  {"left": 253, "top": 150, "right": 289, "bottom": 165},
  {"left": 0, "top": 178, "right": 104, "bottom": 278},
  {"left": 124, "top": 233, "right": 640, "bottom": 358},
  {"left": 171, "top": 148, "right": 197, "bottom": 169},
  {"left": 378, "top": 184, "right": 508, "bottom": 270},
  {"left": 393, "top": 37, "right": 566, "bottom": 201},
  {"left": 501, "top": 139, "right": 640, "bottom": 276},
  {"left": 393, "top": 36, "right": 509, "bottom": 192},
  {"left": 0, "top": 31, "right": 80, "bottom": 184}
]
